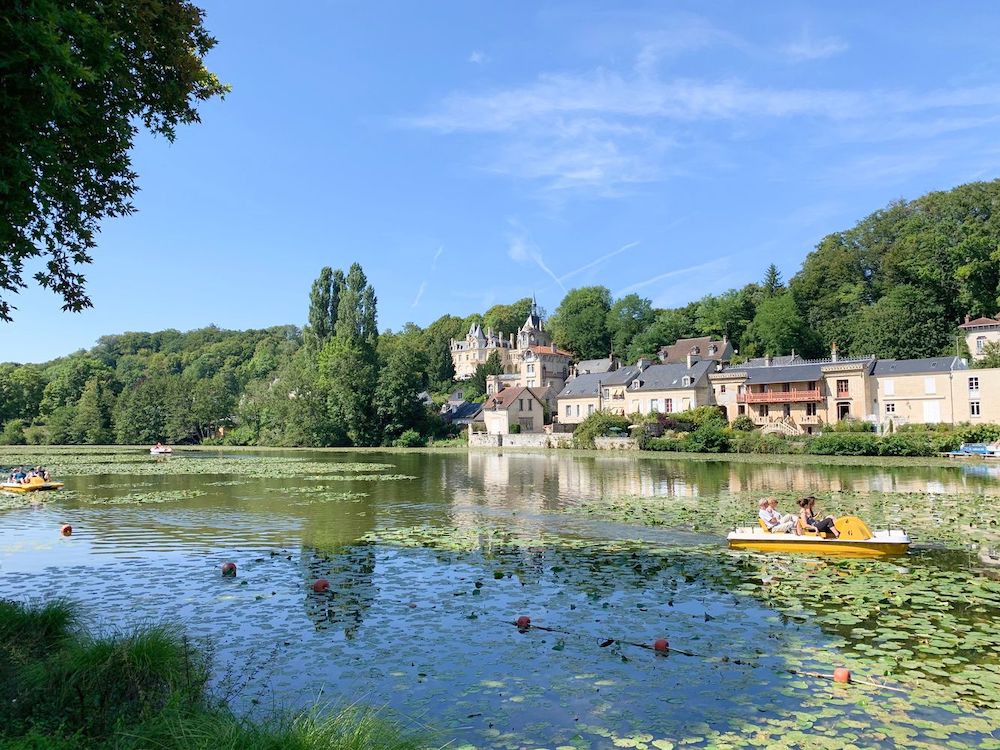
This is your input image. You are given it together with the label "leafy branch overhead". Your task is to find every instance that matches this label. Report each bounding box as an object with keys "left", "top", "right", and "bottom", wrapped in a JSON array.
[{"left": 0, "top": 0, "right": 229, "bottom": 322}]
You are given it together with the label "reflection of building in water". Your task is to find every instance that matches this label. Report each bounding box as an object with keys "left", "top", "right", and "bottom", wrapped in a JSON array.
[
  {"left": 726, "top": 464, "right": 990, "bottom": 495},
  {"left": 300, "top": 545, "right": 377, "bottom": 639}
]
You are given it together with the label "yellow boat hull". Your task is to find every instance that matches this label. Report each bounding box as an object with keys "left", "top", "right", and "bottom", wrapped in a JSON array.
[
  {"left": 727, "top": 537, "right": 910, "bottom": 557},
  {"left": 1, "top": 479, "right": 64, "bottom": 493}
]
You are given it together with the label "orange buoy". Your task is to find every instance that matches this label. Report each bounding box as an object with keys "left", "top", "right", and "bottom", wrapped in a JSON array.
[
  {"left": 60, "top": 524, "right": 72, "bottom": 537},
  {"left": 312, "top": 578, "right": 330, "bottom": 592},
  {"left": 515, "top": 615, "right": 531, "bottom": 629},
  {"left": 833, "top": 667, "right": 851, "bottom": 684},
  {"left": 221, "top": 562, "right": 237, "bottom": 577},
  {"left": 654, "top": 638, "right": 669, "bottom": 652}
]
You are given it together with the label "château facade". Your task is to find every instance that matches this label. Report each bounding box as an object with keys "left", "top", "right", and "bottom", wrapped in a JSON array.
[{"left": 450, "top": 303, "right": 572, "bottom": 392}]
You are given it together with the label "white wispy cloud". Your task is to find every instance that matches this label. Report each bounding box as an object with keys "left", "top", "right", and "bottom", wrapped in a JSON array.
[
  {"left": 403, "top": 18, "right": 1000, "bottom": 195},
  {"left": 559, "top": 241, "right": 640, "bottom": 282},
  {"left": 782, "top": 34, "right": 849, "bottom": 62},
  {"left": 411, "top": 246, "right": 445, "bottom": 308},
  {"left": 615, "top": 256, "right": 732, "bottom": 296},
  {"left": 411, "top": 281, "right": 427, "bottom": 308},
  {"left": 506, "top": 226, "right": 566, "bottom": 293},
  {"left": 468, "top": 50, "right": 487, "bottom": 65}
]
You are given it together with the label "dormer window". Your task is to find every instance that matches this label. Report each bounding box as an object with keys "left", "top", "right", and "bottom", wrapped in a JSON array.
[
  {"left": 631, "top": 379, "right": 644, "bottom": 389},
  {"left": 682, "top": 376, "right": 691, "bottom": 387},
  {"left": 708, "top": 345, "right": 717, "bottom": 355},
  {"left": 691, "top": 346, "right": 700, "bottom": 355}
]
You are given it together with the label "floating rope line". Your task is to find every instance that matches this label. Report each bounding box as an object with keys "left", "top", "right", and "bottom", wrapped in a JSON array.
[{"left": 506, "top": 617, "right": 910, "bottom": 693}]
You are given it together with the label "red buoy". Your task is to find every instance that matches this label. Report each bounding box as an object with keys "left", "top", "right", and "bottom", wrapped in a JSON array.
[
  {"left": 833, "top": 667, "right": 851, "bottom": 684},
  {"left": 221, "top": 562, "right": 237, "bottom": 577},
  {"left": 654, "top": 638, "right": 669, "bottom": 652},
  {"left": 515, "top": 615, "right": 531, "bottom": 629},
  {"left": 312, "top": 578, "right": 330, "bottom": 592},
  {"left": 60, "top": 524, "right": 72, "bottom": 537}
]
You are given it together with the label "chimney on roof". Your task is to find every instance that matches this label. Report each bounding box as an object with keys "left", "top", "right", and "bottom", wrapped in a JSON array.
[
  {"left": 722, "top": 334, "right": 729, "bottom": 343},
  {"left": 686, "top": 352, "right": 695, "bottom": 368},
  {"left": 965, "top": 314, "right": 971, "bottom": 324},
  {"left": 831, "top": 342, "right": 839, "bottom": 362},
  {"left": 551, "top": 343, "right": 556, "bottom": 353},
  {"left": 765, "top": 354, "right": 773, "bottom": 367},
  {"left": 637, "top": 357, "right": 654, "bottom": 371}
]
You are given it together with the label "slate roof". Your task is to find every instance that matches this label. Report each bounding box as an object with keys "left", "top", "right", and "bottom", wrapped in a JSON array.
[
  {"left": 443, "top": 401, "right": 483, "bottom": 423},
  {"left": 556, "top": 366, "right": 641, "bottom": 399},
  {"left": 873, "top": 356, "right": 969, "bottom": 376},
  {"left": 627, "top": 360, "right": 714, "bottom": 391},
  {"left": 733, "top": 363, "right": 825, "bottom": 385},
  {"left": 576, "top": 357, "right": 617, "bottom": 374}
]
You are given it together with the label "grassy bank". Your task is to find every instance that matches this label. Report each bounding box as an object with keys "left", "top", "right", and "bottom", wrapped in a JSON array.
[{"left": 0, "top": 599, "right": 422, "bottom": 750}]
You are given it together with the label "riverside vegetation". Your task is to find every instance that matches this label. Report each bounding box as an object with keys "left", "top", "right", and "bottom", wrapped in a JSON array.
[
  {"left": 4, "top": 179, "right": 1000, "bottom": 450},
  {"left": 0, "top": 599, "right": 421, "bottom": 750}
]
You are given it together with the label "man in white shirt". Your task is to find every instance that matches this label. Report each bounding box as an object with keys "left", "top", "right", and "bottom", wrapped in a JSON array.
[{"left": 759, "top": 496, "right": 796, "bottom": 533}]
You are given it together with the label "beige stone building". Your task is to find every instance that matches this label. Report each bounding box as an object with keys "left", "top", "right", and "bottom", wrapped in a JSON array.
[
  {"left": 450, "top": 303, "right": 571, "bottom": 392},
  {"left": 710, "top": 349, "right": 879, "bottom": 434},
  {"left": 960, "top": 315, "right": 1000, "bottom": 361},
  {"left": 481, "top": 385, "right": 547, "bottom": 435},
  {"left": 555, "top": 358, "right": 714, "bottom": 426},
  {"left": 948, "top": 367, "right": 1000, "bottom": 425},
  {"left": 872, "top": 357, "right": 970, "bottom": 427},
  {"left": 622, "top": 360, "right": 715, "bottom": 416},
  {"left": 555, "top": 364, "right": 643, "bottom": 426}
]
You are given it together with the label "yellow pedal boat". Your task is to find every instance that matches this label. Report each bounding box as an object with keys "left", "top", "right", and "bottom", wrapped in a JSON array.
[
  {"left": 727, "top": 515, "right": 910, "bottom": 557},
  {"left": 1, "top": 476, "right": 64, "bottom": 493}
]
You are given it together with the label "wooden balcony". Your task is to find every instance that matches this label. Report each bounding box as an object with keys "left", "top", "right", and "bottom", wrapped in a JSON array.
[{"left": 737, "top": 389, "right": 822, "bottom": 404}]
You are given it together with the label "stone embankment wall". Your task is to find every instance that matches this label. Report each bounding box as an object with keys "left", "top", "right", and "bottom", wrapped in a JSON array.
[
  {"left": 594, "top": 436, "right": 640, "bottom": 451},
  {"left": 468, "top": 433, "right": 636, "bottom": 450}
]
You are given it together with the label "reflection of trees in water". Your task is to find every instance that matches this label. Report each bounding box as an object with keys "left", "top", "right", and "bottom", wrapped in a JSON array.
[{"left": 300, "top": 544, "right": 377, "bottom": 639}]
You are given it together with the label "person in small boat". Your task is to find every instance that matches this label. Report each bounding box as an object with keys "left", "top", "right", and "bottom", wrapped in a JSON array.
[
  {"left": 798, "top": 496, "right": 840, "bottom": 538},
  {"left": 761, "top": 497, "right": 797, "bottom": 533}
]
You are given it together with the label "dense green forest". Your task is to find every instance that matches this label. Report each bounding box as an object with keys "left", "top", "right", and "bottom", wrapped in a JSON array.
[{"left": 2, "top": 179, "right": 1000, "bottom": 446}]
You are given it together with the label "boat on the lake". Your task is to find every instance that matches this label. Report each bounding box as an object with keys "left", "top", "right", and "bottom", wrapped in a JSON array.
[
  {"left": 727, "top": 515, "right": 910, "bottom": 557},
  {"left": 1, "top": 476, "right": 65, "bottom": 493},
  {"left": 150, "top": 443, "right": 173, "bottom": 455}
]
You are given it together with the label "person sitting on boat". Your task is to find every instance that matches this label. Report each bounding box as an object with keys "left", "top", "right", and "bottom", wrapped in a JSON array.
[
  {"left": 12, "top": 466, "right": 26, "bottom": 483},
  {"left": 761, "top": 497, "right": 797, "bottom": 533},
  {"left": 798, "top": 496, "right": 840, "bottom": 538}
]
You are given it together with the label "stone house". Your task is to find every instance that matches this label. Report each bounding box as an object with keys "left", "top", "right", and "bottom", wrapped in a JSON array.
[
  {"left": 481, "top": 385, "right": 547, "bottom": 435},
  {"left": 555, "top": 364, "right": 644, "bottom": 426},
  {"left": 960, "top": 315, "right": 1000, "bottom": 361},
  {"left": 873, "top": 357, "right": 970, "bottom": 427},
  {"left": 622, "top": 359, "right": 715, "bottom": 416},
  {"left": 710, "top": 346, "right": 878, "bottom": 434}
]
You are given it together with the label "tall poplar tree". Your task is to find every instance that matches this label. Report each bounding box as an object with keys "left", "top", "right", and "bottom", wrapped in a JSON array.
[{"left": 322, "top": 263, "right": 380, "bottom": 445}]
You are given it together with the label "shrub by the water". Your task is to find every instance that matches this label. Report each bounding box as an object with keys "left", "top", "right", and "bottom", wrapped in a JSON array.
[
  {"left": 731, "top": 415, "right": 756, "bottom": 432},
  {"left": 805, "top": 432, "right": 881, "bottom": 455},
  {"left": 730, "top": 431, "right": 797, "bottom": 454},
  {"left": 392, "top": 429, "right": 425, "bottom": 448},
  {"left": 0, "top": 599, "right": 421, "bottom": 750},
  {"left": 683, "top": 424, "right": 730, "bottom": 453},
  {"left": 573, "top": 411, "right": 631, "bottom": 449}
]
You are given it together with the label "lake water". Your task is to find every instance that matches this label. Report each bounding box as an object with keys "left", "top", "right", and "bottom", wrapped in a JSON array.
[{"left": 1, "top": 448, "right": 999, "bottom": 749}]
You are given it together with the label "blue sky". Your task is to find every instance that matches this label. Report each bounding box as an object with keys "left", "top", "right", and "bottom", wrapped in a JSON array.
[{"left": 6, "top": 1, "right": 1000, "bottom": 361}]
